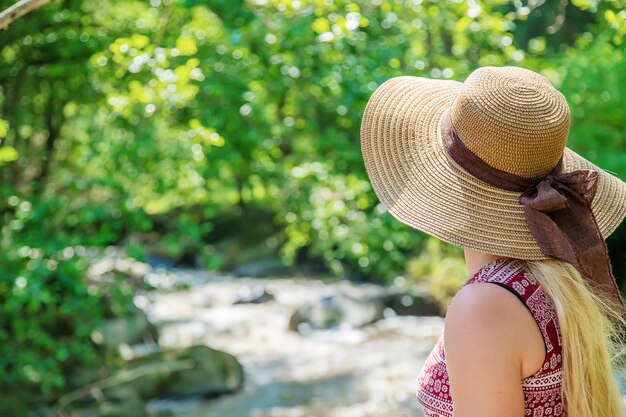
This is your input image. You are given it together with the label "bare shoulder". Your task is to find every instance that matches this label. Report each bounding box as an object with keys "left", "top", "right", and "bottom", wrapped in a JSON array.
[
  {"left": 443, "top": 283, "right": 536, "bottom": 416},
  {"left": 446, "top": 282, "right": 526, "bottom": 326},
  {"left": 445, "top": 282, "right": 535, "bottom": 352},
  {"left": 445, "top": 283, "right": 546, "bottom": 372}
]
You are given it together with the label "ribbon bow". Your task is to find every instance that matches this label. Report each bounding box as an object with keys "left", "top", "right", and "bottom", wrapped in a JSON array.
[
  {"left": 519, "top": 169, "right": 625, "bottom": 314},
  {"left": 440, "top": 109, "right": 625, "bottom": 316}
]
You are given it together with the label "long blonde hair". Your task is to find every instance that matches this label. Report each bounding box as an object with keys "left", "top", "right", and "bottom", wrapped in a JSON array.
[{"left": 524, "top": 259, "right": 626, "bottom": 417}]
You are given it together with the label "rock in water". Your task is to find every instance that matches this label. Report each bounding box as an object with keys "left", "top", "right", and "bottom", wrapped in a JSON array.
[
  {"left": 112, "top": 345, "right": 244, "bottom": 399},
  {"left": 289, "top": 292, "right": 385, "bottom": 331},
  {"left": 66, "top": 389, "right": 147, "bottom": 417},
  {"left": 92, "top": 304, "right": 159, "bottom": 349},
  {"left": 232, "top": 257, "right": 293, "bottom": 278},
  {"left": 382, "top": 289, "right": 441, "bottom": 316}
]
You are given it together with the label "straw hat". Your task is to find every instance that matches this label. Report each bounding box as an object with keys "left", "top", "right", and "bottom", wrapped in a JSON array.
[{"left": 360, "top": 66, "right": 626, "bottom": 259}]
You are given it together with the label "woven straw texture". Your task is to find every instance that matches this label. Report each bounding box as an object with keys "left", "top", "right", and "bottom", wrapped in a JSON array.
[{"left": 360, "top": 67, "right": 626, "bottom": 260}]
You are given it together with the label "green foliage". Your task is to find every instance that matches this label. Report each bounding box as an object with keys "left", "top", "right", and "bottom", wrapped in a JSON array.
[
  {"left": 0, "top": 194, "right": 135, "bottom": 406},
  {"left": 277, "top": 161, "right": 423, "bottom": 280},
  {"left": 0, "top": 251, "right": 98, "bottom": 395},
  {"left": 555, "top": 37, "right": 626, "bottom": 178},
  {"left": 406, "top": 239, "right": 467, "bottom": 313},
  {"left": 0, "top": 0, "right": 625, "bottom": 406},
  {"left": 0, "top": 119, "right": 17, "bottom": 165}
]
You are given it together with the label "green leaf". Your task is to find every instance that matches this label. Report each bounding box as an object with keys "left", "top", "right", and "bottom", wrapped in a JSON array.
[
  {"left": 0, "top": 119, "right": 8, "bottom": 138},
  {"left": 311, "top": 17, "right": 330, "bottom": 34},
  {"left": 0, "top": 146, "right": 18, "bottom": 163},
  {"left": 176, "top": 35, "right": 198, "bottom": 56}
]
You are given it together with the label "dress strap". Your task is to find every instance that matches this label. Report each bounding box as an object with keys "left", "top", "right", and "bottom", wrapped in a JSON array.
[{"left": 463, "top": 258, "right": 563, "bottom": 374}]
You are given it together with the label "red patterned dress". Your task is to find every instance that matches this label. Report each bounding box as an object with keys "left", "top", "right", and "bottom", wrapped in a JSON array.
[{"left": 416, "top": 258, "right": 564, "bottom": 416}]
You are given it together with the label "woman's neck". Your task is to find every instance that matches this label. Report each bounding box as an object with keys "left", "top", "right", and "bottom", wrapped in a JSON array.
[{"left": 463, "top": 248, "right": 512, "bottom": 278}]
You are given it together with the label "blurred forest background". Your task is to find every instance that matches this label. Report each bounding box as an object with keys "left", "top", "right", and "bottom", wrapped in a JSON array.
[{"left": 1, "top": 0, "right": 626, "bottom": 416}]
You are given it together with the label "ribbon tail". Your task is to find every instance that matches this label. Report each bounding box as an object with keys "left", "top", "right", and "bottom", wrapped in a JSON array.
[
  {"left": 524, "top": 197, "right": 626, "bottom": 318},
  {"left": 523, "top": 206, "right": 582, "bottom": 269}
]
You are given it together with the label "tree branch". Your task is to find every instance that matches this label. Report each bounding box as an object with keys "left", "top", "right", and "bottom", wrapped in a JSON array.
[
  {"left": 0, "top": 0, "right": 52, "bottom": 32},
  {"left": 32, "top": 84, "right": 61, "bottom": 196},
  {"left": 547, "top": 0, "right": 569, "bottom": 34}
]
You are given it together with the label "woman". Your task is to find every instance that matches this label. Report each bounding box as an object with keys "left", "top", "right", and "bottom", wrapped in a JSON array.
[{"left": 359, "top": 66, "right": 626, "bottom": 417}]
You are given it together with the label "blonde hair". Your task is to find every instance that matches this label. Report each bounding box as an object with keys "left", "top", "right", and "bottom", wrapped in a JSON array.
[{"left": 524, "top": 259, "right": 626, "bottom": 417}]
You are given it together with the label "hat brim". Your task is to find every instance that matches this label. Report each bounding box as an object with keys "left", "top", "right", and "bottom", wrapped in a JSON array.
[{"left": 360, "top": 76, "right": 626, "bottom": 260}]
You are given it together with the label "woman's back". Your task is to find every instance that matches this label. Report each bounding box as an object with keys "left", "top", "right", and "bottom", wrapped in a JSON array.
[{"left": 416, "top": 258, "right": 564, "bottom": 417}]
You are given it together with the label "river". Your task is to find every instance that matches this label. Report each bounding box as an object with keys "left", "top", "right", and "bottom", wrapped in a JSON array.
[{"left": 136, "top": 268, "right": 444, "bottom": 417}]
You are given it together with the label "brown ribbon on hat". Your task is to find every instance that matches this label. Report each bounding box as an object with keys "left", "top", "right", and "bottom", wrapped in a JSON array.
[{"left": 440, "top": 109, "right": 626, "bottom": 316}]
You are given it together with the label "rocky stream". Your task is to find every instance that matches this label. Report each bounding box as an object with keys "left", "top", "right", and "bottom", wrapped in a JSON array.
[{"left": 68, "top": 250, "right": 445, "bottom": 417}]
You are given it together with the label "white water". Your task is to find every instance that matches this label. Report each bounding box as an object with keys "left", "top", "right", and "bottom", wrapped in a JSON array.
[{"left": 137, "top": 270, "right": 444, "bottom": 417}]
